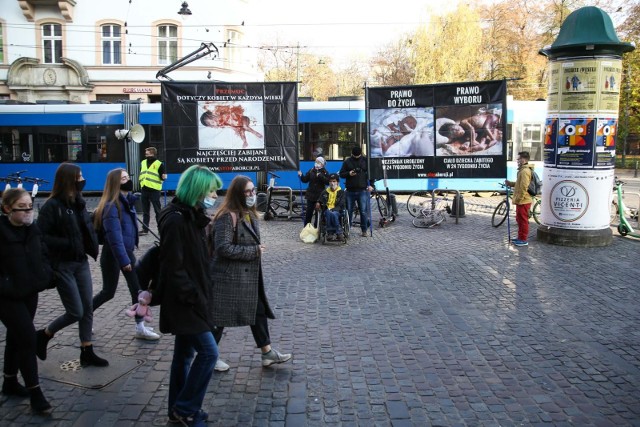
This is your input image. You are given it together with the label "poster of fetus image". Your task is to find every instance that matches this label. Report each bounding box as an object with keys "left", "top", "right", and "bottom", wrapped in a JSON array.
[
  {"left": 197, "top": 101, "right": 264, "bottom": 150},
  {"left": 556, "top": 117, "right": 595, "bottom": 168},
  {"left": 594, "top": 118, "right": 617, "bottom": 167},
  {"left": 366, "top": 80, "right": 507, "bottom": 180}
]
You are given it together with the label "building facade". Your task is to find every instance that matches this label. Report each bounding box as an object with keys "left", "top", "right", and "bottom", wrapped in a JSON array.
[{"left": 0, "top": 0, "right": 258, "bottom": 104}]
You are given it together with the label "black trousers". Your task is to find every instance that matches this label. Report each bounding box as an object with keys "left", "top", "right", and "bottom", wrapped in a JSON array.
[
  {"left": 213, "top": 296, "right": 271, "bottom": 349},
  {"left": 0, "top": 294, "right": 39, "bottom": 387}
]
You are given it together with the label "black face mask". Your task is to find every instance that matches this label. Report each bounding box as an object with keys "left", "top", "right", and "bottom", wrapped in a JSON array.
[
  {"left": 146, "top": 156, "right": 157, "bottom": 163},
  {"left": 120, "top": 180, "right": 133, "bottom": 192},
  {"left": 75, "top": 180, "right": 86, "bottom": 193}
]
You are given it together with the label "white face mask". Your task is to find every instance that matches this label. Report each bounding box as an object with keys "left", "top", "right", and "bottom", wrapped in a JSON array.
[
  {"left": 246, "top": 194, "right": 257, "bottom": 208},
  {"left": 314, "top": 162, "right": 323, "bottom": 169},
  {"left": 203, "top": 196, "right": 216, "bottom": 209},
  {"left": 329, "top": 182, "right": 338, "bottom": 190},
  {"left": 10, "top": 210, "right": 34, "bottom": 226}
]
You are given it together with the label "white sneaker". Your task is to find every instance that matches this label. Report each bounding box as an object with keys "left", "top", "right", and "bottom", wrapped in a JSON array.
[
  {"left": 214, "top": 359, "right": 230, "bottom": 372},
  {"left": 135, "top": 326, "right": 160, "bottom": 341}
]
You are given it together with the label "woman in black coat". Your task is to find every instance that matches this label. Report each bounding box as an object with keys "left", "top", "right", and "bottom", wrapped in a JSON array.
[
  {"left": 35, "top": 162, "right": 107, "bottom": 367},
  {"left": 298, "top": 156, "right": 329, "bottom": 225},
  {"left": 210, "top": 175, "right": 292, "bottom": 368},
  {"left": 0, "top": 188, "right": 52, "bottom": 412},
  {"left": 157, "top": 165, "right": 222, "bottom": 424}
]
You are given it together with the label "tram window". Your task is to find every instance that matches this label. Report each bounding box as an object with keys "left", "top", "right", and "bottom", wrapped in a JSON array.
[
  {"left": 303, "top": 123, "right": 361, "bottom": 161},
  {"left": 86, "top": 126, "right": 124, "bottom": 162}
]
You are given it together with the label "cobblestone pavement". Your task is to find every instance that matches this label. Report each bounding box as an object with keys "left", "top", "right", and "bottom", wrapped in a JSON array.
[{"left": 1, "top": 173, "right": 640, "bottom": 426}]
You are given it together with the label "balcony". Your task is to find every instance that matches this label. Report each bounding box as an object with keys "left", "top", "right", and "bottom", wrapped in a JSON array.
[{"left": 19, "top": 0, "right": 77, "bottom": 22}]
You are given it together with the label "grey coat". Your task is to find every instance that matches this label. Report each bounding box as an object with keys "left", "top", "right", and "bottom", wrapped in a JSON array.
[{"left": 209, "top": 212, "right": 275, "bottom": 327}]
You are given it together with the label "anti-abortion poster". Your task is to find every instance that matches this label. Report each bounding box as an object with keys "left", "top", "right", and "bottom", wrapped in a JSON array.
[
  {"left": 161, "top": 81, "right": 298, "bottom": 173},
  {"left": 366, "top": 80, "right": 507, "bottom": 180}
]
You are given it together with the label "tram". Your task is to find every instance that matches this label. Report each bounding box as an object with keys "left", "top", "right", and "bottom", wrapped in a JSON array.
[{"left": 0, "top": 98, "right": 546, "bottom": 192}]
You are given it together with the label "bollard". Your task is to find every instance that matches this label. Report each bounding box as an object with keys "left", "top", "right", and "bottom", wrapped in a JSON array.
[
  {"left": 388, "top": 193, "right": 398, "bottom": 216},
  {"left": 450, "top": 194, "right": 466, "bottom": 218},
  {"left": 635, "top": 161, "right": 638, "bottom": 178}
]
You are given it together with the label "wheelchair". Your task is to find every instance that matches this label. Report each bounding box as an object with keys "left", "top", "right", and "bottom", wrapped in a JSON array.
[{"left": 316, "top": 207, "right": 350, "bottom": 245}]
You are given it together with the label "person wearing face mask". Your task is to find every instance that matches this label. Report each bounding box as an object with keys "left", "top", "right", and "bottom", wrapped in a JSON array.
[
  {"left": 35, "top": 162, "right": 107, "bottom": 367},
  {"left": 156, "top": 165, "right": 221, "bottom": 425},
  {"left": 0, "top": 188, "right": 52, "bottom": 413},
  {"left": 139, "top": 146, "right": 167, "bottom": 235},
  {"left": 91, "top": 168, "right": 159, "bottom": 341},
  {"left": 298, "top": 156, "right": 329, "bottom": 226},
  {"left": 210, "top": 175, "right": 292, "bottom": 370},
  {"left": 316, "top": 174, "right": 346, "bottom": 241},
  {"left": 339, "top": 146, "right": 374, "bottom": 237}
]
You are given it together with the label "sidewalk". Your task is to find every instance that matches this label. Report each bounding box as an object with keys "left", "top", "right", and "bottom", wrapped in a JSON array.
[{"left": 1, "top": 185, "right": 639, "bottom": 426}]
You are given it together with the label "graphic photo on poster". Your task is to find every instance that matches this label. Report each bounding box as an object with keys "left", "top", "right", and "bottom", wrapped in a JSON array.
[
  {"left": 434, "top": 104, "right": 503, "bottom": 156},
  {"left": 198, "top": 101, "right": 264, "bottom": 150},
  {"left": 369, "top": 107, "right": 434, "bottom": 158}
]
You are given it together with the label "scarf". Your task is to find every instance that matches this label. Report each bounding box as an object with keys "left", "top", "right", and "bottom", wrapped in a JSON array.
[{"left": 326, "top": 186, "right": 341, "bottom": 209}]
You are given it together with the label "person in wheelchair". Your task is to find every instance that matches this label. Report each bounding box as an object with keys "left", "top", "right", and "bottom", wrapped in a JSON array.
[{"left": 316, "top": 174, "right": 346, "bottom": 242}]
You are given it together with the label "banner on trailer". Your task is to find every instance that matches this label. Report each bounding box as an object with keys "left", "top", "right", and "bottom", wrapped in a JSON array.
[
  {"left": 367, "top": 80, "right": 507, "bottom": 180},
  {"left": 161, "top": 81, "right": 298, "bottom": 173}
]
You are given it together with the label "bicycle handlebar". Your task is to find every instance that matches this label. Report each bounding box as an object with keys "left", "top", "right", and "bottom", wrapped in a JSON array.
[
  {"left": 267, "top": 172, "right": 280, "bottom": 179},
  {"left": 23, "top": 177, "right": 50, "bottom": 184},
  {"left": 8, "top": 170, "right": 28, "bottom": 177}
]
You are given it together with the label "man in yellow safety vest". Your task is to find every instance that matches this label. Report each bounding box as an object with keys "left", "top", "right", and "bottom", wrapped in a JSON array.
[{"left": 139, "top": 147, "right": 166, "bottom": 234}]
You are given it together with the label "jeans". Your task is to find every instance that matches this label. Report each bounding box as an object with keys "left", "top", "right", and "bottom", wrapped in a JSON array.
[
  {"left": 516, "top": 203, "right": 531, "bottom": 241},
  {"left": 94, "top": 244, "right": 140, "bottom": 308},
  {"left": 346, "top": 190, "right": 369, "bottom": 232},
  {"left": 169, "top": 331, "right": 218, "bottom": 417},
  {"left": 141, "top": 188, "right": 162, "bottom": 231},
  {"left": 48, "top": 260, "right": 94, "bottom": 343},
  {"left": 0, "top": 294, "right": 39, "bottom": 387},
  {"left": 213, "top": 297, "right": 271, "bottom": 349},
  {"left": 324, "top": 209, "right": 343, "bottom": 235}
]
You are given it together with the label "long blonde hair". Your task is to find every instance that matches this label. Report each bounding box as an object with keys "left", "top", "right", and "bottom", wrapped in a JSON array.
[{"left": 93, "top": 168, "right": 125, "bottom": 229}]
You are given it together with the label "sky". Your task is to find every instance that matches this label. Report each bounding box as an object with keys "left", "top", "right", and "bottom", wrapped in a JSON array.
[{"left": 246, "top": 0, "right": 457, "bottom": 67}]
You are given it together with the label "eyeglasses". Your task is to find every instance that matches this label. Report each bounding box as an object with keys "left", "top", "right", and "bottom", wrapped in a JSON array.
[
  {"left": 12, "top": 204, "right": 33, "bottom": 212},
  {"left": 244, "top": 188, "right": 257, "bottom": 195}
]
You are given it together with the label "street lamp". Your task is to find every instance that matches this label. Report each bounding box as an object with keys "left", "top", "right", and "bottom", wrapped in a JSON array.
[{"left": 178, "top": 2, "right": 192, "bottom": 18}]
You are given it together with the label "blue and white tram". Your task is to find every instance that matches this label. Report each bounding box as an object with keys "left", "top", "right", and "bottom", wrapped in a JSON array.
[{"left": 0, "top": 99, "right": 546, "bottom": 192}]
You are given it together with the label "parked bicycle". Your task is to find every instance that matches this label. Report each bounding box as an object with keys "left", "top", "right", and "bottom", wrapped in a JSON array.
[
  {"left": 352, "top": 178, "right": 397, "bottom": 228},
  {"left": 256, "top": 171, "right": 303, "bottom": 221},
  {"left": 411, "top": 198, "right": 451, "bottom": 228},
  {"left": 611, "top": 177, "right": 639, "bottom": 237},
  {"left": 491, "top": 184, "right": 541, "bottom": 227}
]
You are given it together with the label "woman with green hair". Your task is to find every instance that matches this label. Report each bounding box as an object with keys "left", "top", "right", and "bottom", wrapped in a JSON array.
[{"left": 156, "top": 165, "right": 222, "bottom": 425}]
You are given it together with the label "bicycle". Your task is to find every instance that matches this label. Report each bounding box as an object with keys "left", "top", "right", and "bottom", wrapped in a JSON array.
[
  {"left": 256, "top": 172, "right": 303, "bottom": 221},
  {"left": 611, "top": 178, "right": 640, "bottom": 237},
  {"left": 491, "top": 184, "right": 541, "bottom": 227},
  {"left": 411, "top": 197, "right": 450, "bottom": 228},
  {"left": 351, "top": 179, "right": 397, "bottom": 228},
  {"left": 406, "top": 190, "right": 453, "bottom": 218}
]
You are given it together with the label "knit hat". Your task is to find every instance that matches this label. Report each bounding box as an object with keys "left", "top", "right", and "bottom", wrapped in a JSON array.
[{"left": 315, "top": 156, "right": 326, "bottom": 165}]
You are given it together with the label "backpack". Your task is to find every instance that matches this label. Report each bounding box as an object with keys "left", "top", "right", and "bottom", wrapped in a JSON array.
[{"left": 527, "top": 170, "right": 542, "bottom": 196}]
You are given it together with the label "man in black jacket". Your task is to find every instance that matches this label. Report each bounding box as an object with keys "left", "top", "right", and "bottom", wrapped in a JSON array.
[{"left": 339, "top": 146, "right": 373, "bottom": 237}]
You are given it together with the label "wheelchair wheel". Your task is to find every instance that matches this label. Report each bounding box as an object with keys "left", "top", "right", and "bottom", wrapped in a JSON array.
[{"left": 342, "top": 211, "right": 350, "bottom": 243}]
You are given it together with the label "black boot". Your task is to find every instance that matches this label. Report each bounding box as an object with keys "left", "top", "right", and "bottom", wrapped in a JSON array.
[
  {"left": 80, "top": 345, "right": 109, "bottom": 367},
  {"left": 2, "top": 375, "right": 29, "bottom": 397},
  {"left": 28, "top": 385, "right": 51, "bottom": 413},
  {"left": 35, "top": 329, "right": 51, "bottom": 361}
]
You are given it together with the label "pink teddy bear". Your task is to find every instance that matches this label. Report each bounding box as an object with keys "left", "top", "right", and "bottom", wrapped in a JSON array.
[{"left": 125, "top": 290, "right": 153, "bottom": 322}]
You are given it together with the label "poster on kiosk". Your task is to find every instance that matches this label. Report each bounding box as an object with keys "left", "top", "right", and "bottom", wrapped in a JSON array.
[{"left": 160, "top": 81, "right": 298, "bottom": 173}]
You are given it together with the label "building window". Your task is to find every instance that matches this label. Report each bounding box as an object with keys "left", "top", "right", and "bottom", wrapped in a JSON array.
[
  {"left": 102, "top": 24, "right": 121, "bottom": 65},
  {"left": 226, "top": 29, "right": 241, "bottom": 67},
  {"left": 42, "top": 23, "right": 62, "bottom": 64},
  {"left": 157, "top": 24, "right": 177, "bottom": 65}
]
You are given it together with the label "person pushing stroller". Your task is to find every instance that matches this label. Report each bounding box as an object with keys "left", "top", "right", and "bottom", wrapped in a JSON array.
[{"left": 316, "top": 174, "right": 346, "bottom": 242}]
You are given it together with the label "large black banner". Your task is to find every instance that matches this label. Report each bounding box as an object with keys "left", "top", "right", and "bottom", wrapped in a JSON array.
[
  {"left": 161, "top": 81, "right": 298, "bottom": 173},
  {"left": 367, "top": 80, "right": 507, "bottom": 180}
]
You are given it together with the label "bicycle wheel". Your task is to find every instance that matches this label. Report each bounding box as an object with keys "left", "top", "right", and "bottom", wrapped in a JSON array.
[
  {"left": 412, "top": 209, "right": 445, "bottom": 228},
  {"left": 491, "top": 200, "right": 509, "bottom": 227},
  {"left": 377, "top": 195, "right": 389, "bottom": 218},
  {"left": 532, "top": 199, "right": 541, "bottom": 225},
  {"left": 406, "top": 190, "right": 433, "bottom": 217}
]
